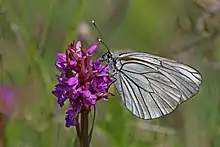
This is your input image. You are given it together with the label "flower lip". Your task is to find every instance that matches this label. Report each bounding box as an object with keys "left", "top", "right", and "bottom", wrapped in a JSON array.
[
  {"left": 65, "top": 108, "right": 77, "bottom": 127},
  {"left": 67, "top": 77, "right": 78, "bottom": 86},
  {"left": 81, "top": 90, "right": 97, "bottom": 105}
]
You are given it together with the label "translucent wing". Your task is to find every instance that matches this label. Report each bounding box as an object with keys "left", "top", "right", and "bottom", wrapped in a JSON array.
[{"left": 113, "top": 52, "right": 202, "bottom": 119}]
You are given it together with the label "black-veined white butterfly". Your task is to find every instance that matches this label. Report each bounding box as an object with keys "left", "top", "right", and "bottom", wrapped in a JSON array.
[{"left": 92, "top": 21, "right": 202, "bottom": 120}]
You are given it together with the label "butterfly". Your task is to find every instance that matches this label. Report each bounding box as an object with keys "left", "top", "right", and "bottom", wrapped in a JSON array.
[{"left": 92, "top": 21, "right": 202, "bottom": 119}]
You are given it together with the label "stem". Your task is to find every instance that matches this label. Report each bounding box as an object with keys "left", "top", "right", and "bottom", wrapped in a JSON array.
[
  {"left": 80, "top": 110, "right": 89, "bottom": 147},
  {"left": 0, "top": 113, "right": 6, "bottom": 147},
  {"left": 76, "top": 115, "right": 81, "bottom": 139}
]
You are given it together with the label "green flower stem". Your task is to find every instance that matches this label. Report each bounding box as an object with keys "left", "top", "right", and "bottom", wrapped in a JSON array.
[{"left": 80, "top": 110, "right": 89, "bottom": 147}]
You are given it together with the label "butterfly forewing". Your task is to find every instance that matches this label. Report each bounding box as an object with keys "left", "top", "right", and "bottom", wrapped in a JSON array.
[{"left": 112, "top": 52, "right": 202, "bottom": 119}]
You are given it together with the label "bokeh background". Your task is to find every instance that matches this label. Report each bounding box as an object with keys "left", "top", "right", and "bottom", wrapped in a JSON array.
[{"left": 1, "top": 0, "right": 220, "bottom": 147}]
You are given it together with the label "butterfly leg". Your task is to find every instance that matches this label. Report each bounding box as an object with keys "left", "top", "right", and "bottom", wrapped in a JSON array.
[
  {"left": 108, "top": 72, "right": 117, "bottom": 87},
  {"left": 105, "top": 75, "right": 117, "bottom": 97}
]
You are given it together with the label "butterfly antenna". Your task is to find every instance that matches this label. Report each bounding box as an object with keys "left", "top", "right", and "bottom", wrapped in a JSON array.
[
  {"left": 92, "top": 20, "right": 103, "bottom": 39},
  {"left": 91, "top": 20, "right": 110, "bottom": 52},
  {"left": 98, "top": 38, "right": 110, "bottom": 52}
]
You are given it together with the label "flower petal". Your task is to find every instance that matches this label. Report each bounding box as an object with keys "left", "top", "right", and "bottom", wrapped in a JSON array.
[
  {"left": 94, "top": 59, "right": 101, "bottom": 66},
  {"left": 55, "top": 62, "right": 67, "bottom": 71},
  {"left": 76, "top": 41, "right": 82, "bottom": 50},
  {"left": 56, "top": 53, "right": 66, "bottom": 62},
  {"left": 70, "top": 61, "right": 77, "bottom": 67},
  {"left": 67, "top": 77, "right": 78, "bottom": 86},
  {"left": 82, "top": 90, "right": 91, "bottom": 98},
  {"left": 86, "top": 45, "right": 97, "bottom": 56},
  {"left": 97, "top": 72, "right": 109, "bottom": 76},
  {"left": 52, "top": 84, "right": 68, "bottom": 107}
]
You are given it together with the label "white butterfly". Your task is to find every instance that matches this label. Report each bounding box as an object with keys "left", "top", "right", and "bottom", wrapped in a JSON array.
[
  {"left": 91, "top": 20, "right": 202, "bottom": 119},
  {"left": 101, "top": 51, "right": 202, "bottom": 119}
]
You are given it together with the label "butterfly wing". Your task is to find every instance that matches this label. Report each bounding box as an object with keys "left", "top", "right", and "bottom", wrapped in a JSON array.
[{"left": 113, "top": 52, "right": 202, "bottom": 119}]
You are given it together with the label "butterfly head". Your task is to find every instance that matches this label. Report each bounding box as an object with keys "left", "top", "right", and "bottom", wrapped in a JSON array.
[
  {"left": 101, "top": 51, "right": 118, "bottom": 75},
  {"left": 101, "top": 51, "right": 113, "bottom": 63}
]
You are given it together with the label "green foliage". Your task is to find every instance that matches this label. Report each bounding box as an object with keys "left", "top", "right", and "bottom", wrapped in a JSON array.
[{"left": 1, "top": 0, "right": 220, "bottom": 146}]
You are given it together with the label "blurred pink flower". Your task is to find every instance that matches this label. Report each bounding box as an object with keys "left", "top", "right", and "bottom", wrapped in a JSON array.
[{"left": 0, "top": 86, "right": 16, "bottom": 117}]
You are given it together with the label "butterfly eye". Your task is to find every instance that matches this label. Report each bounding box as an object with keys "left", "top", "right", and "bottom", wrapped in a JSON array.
[{"left": 101, "top": 54, "right": 106, "bottom": 59}]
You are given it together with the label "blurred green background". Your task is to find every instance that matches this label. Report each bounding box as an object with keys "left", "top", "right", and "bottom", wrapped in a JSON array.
[{"left": 1, "top": 0, "right": 220, "bottom": 147}]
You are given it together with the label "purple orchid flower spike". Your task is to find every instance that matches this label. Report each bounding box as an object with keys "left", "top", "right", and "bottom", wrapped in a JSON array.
[
  {"left": 52, "top": 40, "right": 112, "bottom": 128},
  {"left": 52, "top": 40, "right": 113, "bottom": 147}
]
